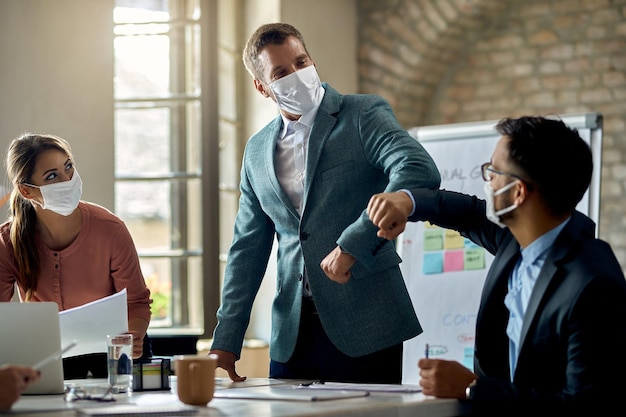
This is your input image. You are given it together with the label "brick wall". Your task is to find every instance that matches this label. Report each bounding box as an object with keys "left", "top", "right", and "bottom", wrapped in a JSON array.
[{"left": 358, "top": 0, "right": 626, "bottom": 267}]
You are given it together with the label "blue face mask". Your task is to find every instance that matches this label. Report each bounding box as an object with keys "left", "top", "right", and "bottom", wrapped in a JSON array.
[{"left": 484, "top": 180, "right": 518, "bottom": 228}]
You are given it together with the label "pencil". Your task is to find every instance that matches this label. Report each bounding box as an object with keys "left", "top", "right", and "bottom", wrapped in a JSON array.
[{"left": 425, "top": 343, "right": 429, "bottom": 359}]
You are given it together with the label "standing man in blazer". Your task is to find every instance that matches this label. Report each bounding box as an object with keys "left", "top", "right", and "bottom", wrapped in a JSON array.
[
  {"left": 367, "top": 116, "right": 626, "bottom": 414},
  {"left": 210, "top": 23, "right": 441, "bottom": 383}
]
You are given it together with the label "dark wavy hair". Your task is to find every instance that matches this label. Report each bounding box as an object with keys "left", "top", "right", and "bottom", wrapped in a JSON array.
[{"left": 496, "top": 116, "right": 592, "bottom": 216}]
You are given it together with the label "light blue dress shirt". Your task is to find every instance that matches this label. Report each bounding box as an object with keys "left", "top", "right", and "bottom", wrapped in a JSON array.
[{"left": 505, "top": 217, "right": 570, "bottom": 381}]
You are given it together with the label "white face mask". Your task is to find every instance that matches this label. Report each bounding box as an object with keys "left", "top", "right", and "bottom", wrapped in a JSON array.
[
  {"left": 269, "top": 65, "right": 324, "bottom": 116},
  {"left": 484, "top": 180, "right": 518, "bottom": 228},
  {"left": 27, "top": 170, "right": 83, "bottom": 216}
]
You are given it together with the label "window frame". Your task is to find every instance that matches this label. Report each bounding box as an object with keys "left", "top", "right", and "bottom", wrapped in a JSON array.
[{"left": 112, "top": 0, "right": 219, "bottom": 338}]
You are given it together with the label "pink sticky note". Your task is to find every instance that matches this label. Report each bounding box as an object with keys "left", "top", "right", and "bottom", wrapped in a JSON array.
[{"left": 443, "top": 250, "right": 464, "bottom": 272}]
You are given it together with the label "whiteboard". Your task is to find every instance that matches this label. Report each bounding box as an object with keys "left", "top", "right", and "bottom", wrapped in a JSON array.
[{"left": 400, "top": 113, "right": 603, "bottom": 384}]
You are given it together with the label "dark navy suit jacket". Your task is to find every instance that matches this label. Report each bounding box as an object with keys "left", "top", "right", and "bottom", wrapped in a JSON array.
[{"left": 409, "top": 188, "right": 626, "bottom": 414}]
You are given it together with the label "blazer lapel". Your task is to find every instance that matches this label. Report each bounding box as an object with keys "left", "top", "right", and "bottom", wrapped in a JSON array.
[
  {"left": 301, "top": 85, "right": 340, "bottom": 213},
  {"left": 514, "top": 246, "right": 564, "bottom": 385},
  {"left": 480, "top": 236, "right": 520, "bottom": 306},
  {"left": 475, "top": 234, "right": 520, "bottom": 378},
  {"left": 518, "top": 260, "right": 558, "bottom": 351},
  {"left": 517, "top": 215, "right": 590, "bottom": 356}
]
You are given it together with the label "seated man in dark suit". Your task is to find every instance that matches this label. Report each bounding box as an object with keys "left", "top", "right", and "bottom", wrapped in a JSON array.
[{"left": 367, "top": 115, "right": 626, "bottom": 415}]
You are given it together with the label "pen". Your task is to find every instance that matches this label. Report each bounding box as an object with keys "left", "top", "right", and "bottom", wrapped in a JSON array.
[
  {"left": 425, "top": 343, "right": 429, "bottom": 359},
  {"left": 32, "top": 340, "right": 77, "bottom": 370}
]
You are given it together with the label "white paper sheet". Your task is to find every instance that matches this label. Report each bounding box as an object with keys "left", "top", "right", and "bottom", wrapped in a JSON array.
[
  {"left": 59, "top": 289, "right": 128, "bottom": 357},
  {"left": 293, "top": 381, "right": 422, "bottom": 393},
  {"left": 214, "top": 386, "right": 370, "bottom": 401}
]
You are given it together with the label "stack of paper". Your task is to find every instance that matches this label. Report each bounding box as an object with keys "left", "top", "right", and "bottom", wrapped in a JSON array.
[{"left": 59, "top": 289, "right": 129, "bottom": 357}]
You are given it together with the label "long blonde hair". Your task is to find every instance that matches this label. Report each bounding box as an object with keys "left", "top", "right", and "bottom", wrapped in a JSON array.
[{"left": 6, "top": 133, "right": 74, "bottom": 300}]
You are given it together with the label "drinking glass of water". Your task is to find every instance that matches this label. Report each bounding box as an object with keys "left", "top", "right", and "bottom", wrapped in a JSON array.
[{"left": 107, "top": 334, "right": 133, "bottom": 394}]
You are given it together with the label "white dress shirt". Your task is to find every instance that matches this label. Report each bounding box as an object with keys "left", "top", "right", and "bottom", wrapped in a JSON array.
[{"left": 274, "top": 92, "right": 324, "bottom": 297}]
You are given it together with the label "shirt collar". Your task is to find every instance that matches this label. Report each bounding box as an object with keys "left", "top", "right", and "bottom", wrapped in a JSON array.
[
  {"left": 279, "top": 93, "right": 323, "bottom": 140},
  {"left": 520, "top": 216, "right": 571, "bottom": 263}
]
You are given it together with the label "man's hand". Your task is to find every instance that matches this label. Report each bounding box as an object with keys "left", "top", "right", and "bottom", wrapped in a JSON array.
[
  {"left": 209, "top": 349, "right": 246, "bottom": 382},
  {"left": 418, "top": 358, "right": 477, "bottom": 399},
  {"left": 320, "top": 246, "right": 356, "bottom": 284},
  {"left": 367, "top": 192, "right": 413, "bottom": 240},
  {"left": 0, "top": 365, "right": 40, "bottom": 410}
]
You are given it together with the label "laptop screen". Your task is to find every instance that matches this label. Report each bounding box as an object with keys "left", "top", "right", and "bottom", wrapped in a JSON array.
[{"left": 0, "top": 302, "right": 65, "bottom": 394}]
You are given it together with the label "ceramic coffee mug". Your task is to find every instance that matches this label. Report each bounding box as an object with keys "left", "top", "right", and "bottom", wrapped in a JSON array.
[{"left": 174, "top": 354, "right": 217, "bottom": 405}]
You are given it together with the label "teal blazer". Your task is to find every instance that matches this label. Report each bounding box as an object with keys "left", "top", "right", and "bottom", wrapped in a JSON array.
[{"left": 212, "top": 84, "right": 441, "bottom": 363}]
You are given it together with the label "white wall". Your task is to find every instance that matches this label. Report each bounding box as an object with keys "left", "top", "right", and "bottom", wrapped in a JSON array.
[
  {"left": 0, "top": 0, "right": 114, "bottom": 209},
  {"left": 282, "top": 0, "right": 358, "bottom": 94}
]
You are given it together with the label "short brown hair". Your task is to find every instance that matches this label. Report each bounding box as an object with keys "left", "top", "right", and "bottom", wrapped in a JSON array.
[{"left": 242, "top": 23, "right": 310, "bottom": 81}]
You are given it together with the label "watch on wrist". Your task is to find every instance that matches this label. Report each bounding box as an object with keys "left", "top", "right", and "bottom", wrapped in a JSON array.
[{"left": 465, "top": 379, "right": 477, "bottom": 400}]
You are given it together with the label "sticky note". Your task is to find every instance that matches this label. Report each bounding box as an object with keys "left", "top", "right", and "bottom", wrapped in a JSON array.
[
  {"left": 464, "top": 248, "right": 485, "bottom": 270},
  {"left": 444, "top": 230, "right": 464, "bottom": 249},
  {"left": 443, "top": 250, "right": 464, "bottom": 272},
  {"left": 464, "top": 238, "right": 480, "bottom": 248},
  {"left": 423, "top": 253, "right": 443, "bottom": 274},
  {"left": 423, "top": 229, "right": 443, "bottom": 251},
  {"left": 462, "top": 347, "right": 475, "bottom": 370}
]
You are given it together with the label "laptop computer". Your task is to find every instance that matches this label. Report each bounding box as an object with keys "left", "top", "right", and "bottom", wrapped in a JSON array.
[{"left": 0, "top": 301, "right": 66, "bottom": 394}]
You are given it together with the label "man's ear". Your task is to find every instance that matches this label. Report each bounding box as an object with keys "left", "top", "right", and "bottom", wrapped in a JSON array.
[
  {"left": 515, "top": 181, "right": 529, "bottom": 206},
  {"left": 253, "top": 79, "right": 270, "bottom": 98}
]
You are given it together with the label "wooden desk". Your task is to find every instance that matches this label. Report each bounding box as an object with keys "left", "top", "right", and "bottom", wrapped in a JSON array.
[{"left": 11, "top": 378, "right": 471, "bottom": 417}]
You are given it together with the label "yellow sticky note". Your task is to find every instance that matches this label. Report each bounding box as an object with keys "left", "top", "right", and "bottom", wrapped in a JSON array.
[{"left": 444, "top": 230, "right": 464, "bottom": 249}]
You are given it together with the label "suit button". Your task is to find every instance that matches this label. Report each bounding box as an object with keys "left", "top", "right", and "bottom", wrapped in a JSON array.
[{"left": 298, "top": 274, "right": 303, "bottom": 281}]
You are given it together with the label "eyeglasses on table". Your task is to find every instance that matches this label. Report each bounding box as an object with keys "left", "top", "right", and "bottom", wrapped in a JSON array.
[{"left": 64, "top": 385, "right": 116, "bottom": 403}]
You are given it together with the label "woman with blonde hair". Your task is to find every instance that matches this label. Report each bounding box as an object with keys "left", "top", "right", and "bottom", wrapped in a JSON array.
[{"left": 0, "top": 133, "right": 152, "bottom": 379}]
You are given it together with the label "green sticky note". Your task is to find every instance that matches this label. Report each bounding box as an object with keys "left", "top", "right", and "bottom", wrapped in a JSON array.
[
  {"left": 464, "top": 248, "right": 485, "bottom": 270},
  {"left": 423, "top": 229, "right": 443, "bottom": 251}
]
